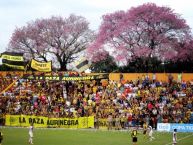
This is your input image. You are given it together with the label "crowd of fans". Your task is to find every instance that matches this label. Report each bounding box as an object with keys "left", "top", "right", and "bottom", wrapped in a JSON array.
[
  {"left": 0, "top": 72, "right": 193, "bottom": 129},
  {"left": 0, "top": 73, "right": 14, "bottom": 92}
]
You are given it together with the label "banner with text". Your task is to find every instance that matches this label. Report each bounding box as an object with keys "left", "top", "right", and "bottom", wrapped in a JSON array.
[
  {"left": 31, "top": 59, "right": 52, "bottom": 72},
  {"left": 75, "top": 57, "right": 90, "bottom": 72},
  {"left": 0, "top": 52, "right": 25, "bottom": 70},
  {"left": 157, "top": 123, "right": 193, "bottom": 132},
  {"left": 24, "top": 74, "right": 109, "bottom": 81},
  {"left": 5, "top": 115, "right": 94, "bottom": 128}
]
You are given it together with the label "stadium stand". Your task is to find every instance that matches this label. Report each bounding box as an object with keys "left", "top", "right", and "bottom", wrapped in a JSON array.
[{"left": 0, "top": 72, "right": 193, "bottom": 129}]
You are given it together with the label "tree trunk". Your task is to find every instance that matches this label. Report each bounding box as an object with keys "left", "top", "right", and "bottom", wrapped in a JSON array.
[
  {"left": 56, "top": 54, "right": 67, "bottom": 71},
  {"left": 59, "top": 60, "right": 67, "bottom": 71},
  {"left": 145, "top": 58, "right": 149, "bottom": 73}
]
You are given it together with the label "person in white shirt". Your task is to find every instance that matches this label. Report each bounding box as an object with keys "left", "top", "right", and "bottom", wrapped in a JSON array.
[
  {"left": 148, "top": 125, "right": 155, "bottom": 141},
  {"left": 173, "top": 129, "right": 177, "bottom": 145},
  {"left": 29, "top": 123, "right": 34, "bottom": 144}
]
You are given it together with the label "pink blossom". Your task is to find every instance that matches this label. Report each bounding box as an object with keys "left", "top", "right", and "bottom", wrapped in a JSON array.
[{"left": 87, "top": 3, "right": 192, "bottom": 63}]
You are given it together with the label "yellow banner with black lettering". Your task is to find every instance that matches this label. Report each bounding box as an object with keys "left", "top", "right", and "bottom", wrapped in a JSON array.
[
  {"left": 78, "top": 116, "right": 94, "bottom": 128},
  {"left": 31, "top": 59, "right": 52, "bottom": 72},
  {"left": 5, "top": 115, "right": 47, "bottom": 128},
  {"left": 5, "top": 115, "right": 94, "bottom": 128},
  {"left": 98, "top": 118, "right": 108, "bottom": 129},
  {"left": 0, "top": 52, "right": 25, "bottom": 70},
  {"left": 0, "top": 52, "right": 24, "bottom": 61}
]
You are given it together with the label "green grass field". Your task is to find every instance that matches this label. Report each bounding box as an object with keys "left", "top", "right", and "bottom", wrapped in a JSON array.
[{"left": 1, "top": 127, "right": 193, "bottom": 145}]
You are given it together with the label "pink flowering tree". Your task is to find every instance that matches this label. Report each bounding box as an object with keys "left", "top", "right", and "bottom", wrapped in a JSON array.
[
  {"left": 8, "top": 14, "right": 95, "bottom": 71},
  {"left": 87, "top": 3, "right": 193, "bottom": 65}
]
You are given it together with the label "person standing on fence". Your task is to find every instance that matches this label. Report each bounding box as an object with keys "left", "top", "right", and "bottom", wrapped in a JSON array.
[
  {"left": 28, "top": 123, "right": 34, "bottom": 144},
  {"left": 152, "top": 73, "right": 156, "bottom": 83},
  {"left": 168, "top": 73, "right": 173, "bottom": 86},
  {"left": 177, "top": 73, "right": 182, "bottom": 83},
  {"left": 172, "top": 129, "right": 177, "bottom": 145},
  {"left": 0, "top": 130, "right": 3, "bottom": 145}
]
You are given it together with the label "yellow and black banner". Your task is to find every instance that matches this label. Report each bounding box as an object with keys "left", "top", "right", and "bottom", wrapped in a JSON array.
[
  {"left": 0, "top": 52, "right": 24, "bottom": 61},
  {"left": 0, "top": 52, "right": 25, "bottom": 70},
  {"left": 98, "top": 118, "right": 108, "bottom": 129},
  {"left": 5, "top": 115, "right": 94, "bottom": 128},
  {"left": 75, "top": 57, "right": 90, "bottom": 72},
  {"left": 24, "top": 74, "right": 109, "bottom": 81},
  {"left": 31, "top": 59, "right": 52, "bottom": 72}
]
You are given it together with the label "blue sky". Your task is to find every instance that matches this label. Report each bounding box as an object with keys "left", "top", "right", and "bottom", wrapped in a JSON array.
[{"left": 0, "top": 0, "right": 193, "bottom": 53}]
